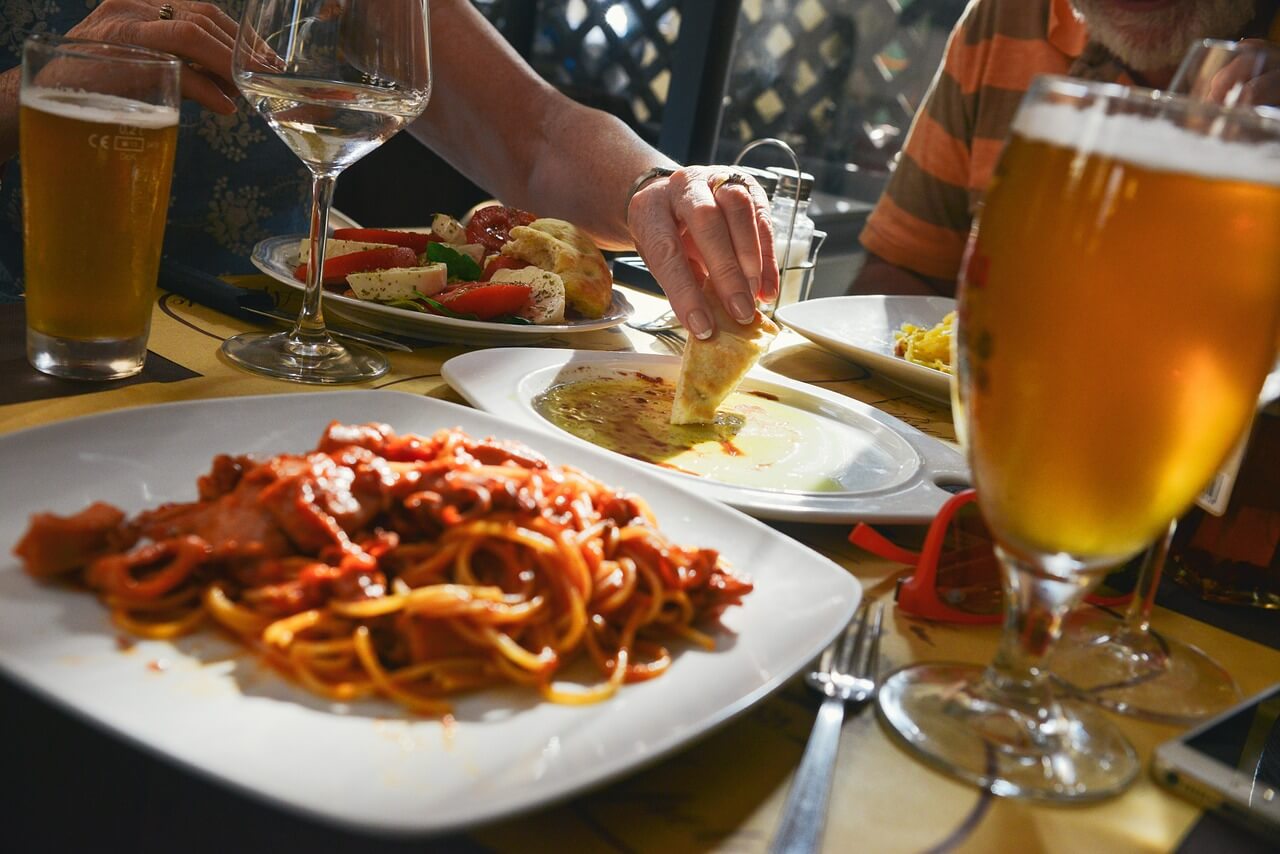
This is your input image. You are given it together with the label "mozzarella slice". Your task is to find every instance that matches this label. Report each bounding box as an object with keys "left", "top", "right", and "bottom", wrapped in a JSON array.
[
  {"left": 431, "top": 213, "right": 468, "bottom": 245},
  {"left": 452, "top": 243, "right": 486, "bottom": 265},
  {"left": 298, "top": 238, "right": 397, "bottom": 263},
  {"left": 347, "top": 264, "right": 448, "bottom": 301},
  {"left": 488, "top": 267, "right": 566, "bottom": 324}
]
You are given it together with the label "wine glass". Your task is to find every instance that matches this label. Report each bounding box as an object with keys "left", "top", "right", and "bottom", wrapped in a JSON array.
[
  {"left": 876, "top": 76, "right": 1280, "bottom": 800},
  {"left": 222, "top": 0, "right": 432, "bottom": 383},
  {"left": 1046, "top": 40, "right": 1280, "bottom": 726},
  {"left": 1050, "top": 521, "right": 1242, "bottom": 725},
  {"left": 1169, "top": 37, "right": 1280, "bottom": 111}
]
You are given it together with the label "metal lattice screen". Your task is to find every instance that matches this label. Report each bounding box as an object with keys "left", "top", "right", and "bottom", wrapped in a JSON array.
[
  {"left": 472, "top": 0, "right": 965, "bottom": 177},
  {"left": 722, "top": 0, "right": 964, "bottom": 173}
]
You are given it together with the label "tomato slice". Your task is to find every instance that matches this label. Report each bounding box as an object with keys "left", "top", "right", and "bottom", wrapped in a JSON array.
[
  {"left": 481, "top": 255, "right": 532, "bottom": 281},
  {"left": 466, "top": 205, "right": 537, "bottom": 254},
  {"left": 439, "top": 282, "right": 531, "bottom": 320},
  {"left": 293, "top": 246, "right": 419, "bottom": 285},
  {"left": 331, "top": 227, "right": 440, "bottom": 253}
]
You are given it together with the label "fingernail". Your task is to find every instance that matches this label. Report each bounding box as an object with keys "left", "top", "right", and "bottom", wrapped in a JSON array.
[
  {"left": 748, "top": 276, "right": 761, "bottom": 296},
  {"left": 687, "top": 310, "right": 713, "bottom": 339},
  {"left": 729, "top": 293, "right": 755, "bottom": 324}
]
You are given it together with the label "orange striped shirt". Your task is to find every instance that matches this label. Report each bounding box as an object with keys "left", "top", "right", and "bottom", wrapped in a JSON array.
[{"left": 860, "top": 0, "right": 1279, "bottom": 287}]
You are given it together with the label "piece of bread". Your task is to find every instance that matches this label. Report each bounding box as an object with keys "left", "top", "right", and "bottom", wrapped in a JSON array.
[
  {"left": 670, "top": 294, "right": 779, "bottom": 425},
  {"left": 500, "top": 218, "right": 613, "bottom": 318}
]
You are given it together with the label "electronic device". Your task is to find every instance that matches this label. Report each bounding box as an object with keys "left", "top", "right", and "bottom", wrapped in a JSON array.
[{"left": 1153, "top": 683, "right": 1280, "bottom": 843}]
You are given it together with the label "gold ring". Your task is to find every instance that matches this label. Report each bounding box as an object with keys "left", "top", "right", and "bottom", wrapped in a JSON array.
[
  {"left": 158, "top": 3, "right": 175, "bottom": 20},
  {"left": 710, "top": 172, "right": 751, "bottom": 193}
]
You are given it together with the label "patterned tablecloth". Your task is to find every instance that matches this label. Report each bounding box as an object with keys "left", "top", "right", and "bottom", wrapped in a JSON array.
[{"left": 1, "top": 280, "right": 1274, "bottom": 854}]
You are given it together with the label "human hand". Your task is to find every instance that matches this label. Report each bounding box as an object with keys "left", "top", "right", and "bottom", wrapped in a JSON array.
[
  {"left": 627, "top": 165, "right": 779, "bottom": 339},
  {"left": 1207, "top": 39, "right": 1280, "bottom": 108},
  {"left": 66, "top": 0, "right": 240, "bottom": 114}
]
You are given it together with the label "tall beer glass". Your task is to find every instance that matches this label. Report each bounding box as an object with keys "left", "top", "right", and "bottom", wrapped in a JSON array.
[
  {"left": 20, "top": 35, "right": 180, "bottom": 380},
  {"left": 877, "top": 76, "right": 1280, "bottom": 800},
  {"left": 1051, "top": 39, "right": 1280, "bottom": 726}
]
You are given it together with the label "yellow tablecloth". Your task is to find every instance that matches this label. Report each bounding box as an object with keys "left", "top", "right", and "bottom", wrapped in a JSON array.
[{"left": 3, "top": 281, "right": 1274, "bottom": 853}]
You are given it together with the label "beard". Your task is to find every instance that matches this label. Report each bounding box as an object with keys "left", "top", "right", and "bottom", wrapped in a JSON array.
[{"left": 1070, "top": 0, "right": 1257, "bottom": 71}]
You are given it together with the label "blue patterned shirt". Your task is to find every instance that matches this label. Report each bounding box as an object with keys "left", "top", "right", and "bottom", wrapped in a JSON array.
[{"left": 0, "top": 1, "right": 309, "bottom": 302}]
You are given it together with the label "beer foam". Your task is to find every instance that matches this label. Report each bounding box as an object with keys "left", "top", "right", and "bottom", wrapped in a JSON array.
[
  {"left": 1011, "top": 100, "right": 1280, "bottom": 186},
  {"left": 20, "top": 87, "right": 179, "bottom": 128}
]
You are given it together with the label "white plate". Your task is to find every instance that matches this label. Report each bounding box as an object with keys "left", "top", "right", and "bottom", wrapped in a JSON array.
[
  {"left": 251, "top": 235, "right": 635, "bottom": 345},
  {"left": 776, "top": 295, "right": 955, "bottom": 404},
  {"left": 0, "top": 391, "right": 858, "bottom": 835},
  {"left": 442, "top": 349, "right": 969, "bottom": 523}
]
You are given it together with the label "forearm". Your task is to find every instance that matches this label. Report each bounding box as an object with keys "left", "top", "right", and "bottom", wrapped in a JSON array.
[
  {"left": 409, "top": 0, "right": 671, "bottom": 250},
  {"left": 1, "top": 66, "right": 20, "bottom": 165},
  {"left": 523, "top": 103, "right": 675, "bottom": 250},
  {"left": 850, "top": 252, "right": 954, "bottom": 297}
]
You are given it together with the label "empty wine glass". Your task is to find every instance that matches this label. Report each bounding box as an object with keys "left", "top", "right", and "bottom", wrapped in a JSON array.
[{"left": 222, "top": 0, "right": 432, "bottom": 383}]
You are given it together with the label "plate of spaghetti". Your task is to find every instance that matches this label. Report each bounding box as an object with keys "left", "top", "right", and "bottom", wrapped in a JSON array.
[
  {"left": 776, "top": 295, "right": 955, "bottom": 405},
  {"left": 0, "top": 391, "right": 858, "bottom": 835}
]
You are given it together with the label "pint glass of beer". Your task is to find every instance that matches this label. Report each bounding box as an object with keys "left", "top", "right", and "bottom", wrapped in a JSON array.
[
  {"left": 877, "top": 77, "right": 1280, "bottom": 800},
  {"left": 20, "top": 36, "right": 180, "bottom": 380}
]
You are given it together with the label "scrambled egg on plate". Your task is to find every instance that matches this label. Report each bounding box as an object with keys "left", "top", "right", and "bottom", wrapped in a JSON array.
[{"left": 893, "top": 311, "right": 955, "bottom": 373}]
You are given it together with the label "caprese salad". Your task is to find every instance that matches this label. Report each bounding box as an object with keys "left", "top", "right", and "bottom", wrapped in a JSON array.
[{"left": 293, "top": 206, "right": 603, "bottom": 325}]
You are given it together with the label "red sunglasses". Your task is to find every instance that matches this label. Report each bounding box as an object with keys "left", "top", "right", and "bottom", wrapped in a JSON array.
[{"left": 849, "top": 489, "right": 1133, "bottom": 624}]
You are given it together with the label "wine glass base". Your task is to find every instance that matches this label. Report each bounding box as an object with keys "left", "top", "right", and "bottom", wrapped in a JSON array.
[
  {"left": 877, "top": 663, "right": 1138, "bottom": 802},
  {"left": 1052, "top": 610, "right": 1243, "bottom": 726},
  {"left": 221, "top": 330, "right": 388, "bottom": 384}
]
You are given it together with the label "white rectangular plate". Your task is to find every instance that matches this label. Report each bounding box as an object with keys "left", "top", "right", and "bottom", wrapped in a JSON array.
[
  {"left": 443, "top": 348, "right": 968, "bottom": 523},
  {"left": 777, "top": 295, "right": 955, "bottom": 405},
  {"left": 0, "top": 391, "right": 859, "bottom": 835}
]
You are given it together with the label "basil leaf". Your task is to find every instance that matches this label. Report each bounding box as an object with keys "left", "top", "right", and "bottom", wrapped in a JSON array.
[{"left": 426, "top": 243, "right": 482, "bottom": 281}]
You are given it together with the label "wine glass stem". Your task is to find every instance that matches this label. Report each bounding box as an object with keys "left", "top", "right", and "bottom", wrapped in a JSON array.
[
  {"left": 1122, "top": 519, "right": 1177, "bottom": 634},
  {"left": 984, "top": 547, "right": 1098, "bottom": 711},
  {"left": 296, "top": 170, "right": 339, "bottom": 341}
]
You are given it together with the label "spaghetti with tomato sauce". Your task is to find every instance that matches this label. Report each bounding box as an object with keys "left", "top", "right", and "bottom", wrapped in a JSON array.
[{"left": 13, "top": 423, "right": 751, "bottom": 714}]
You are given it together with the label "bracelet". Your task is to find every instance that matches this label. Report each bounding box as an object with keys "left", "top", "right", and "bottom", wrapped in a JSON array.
[{"left": 624, "top": 166, "right": 676, "bottom": 223}]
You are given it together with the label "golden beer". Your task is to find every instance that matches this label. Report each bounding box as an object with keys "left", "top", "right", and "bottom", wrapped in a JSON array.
[
  {"left": 20, "top": 89, "right": 178, "bottom": 341},
  {"left": 958, "top": 102, "right": 1280, "bottom": 562}
]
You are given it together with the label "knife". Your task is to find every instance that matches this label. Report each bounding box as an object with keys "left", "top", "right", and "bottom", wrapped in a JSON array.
[{"left": 159, "top": 257, "right": 413, "bottom": 353}]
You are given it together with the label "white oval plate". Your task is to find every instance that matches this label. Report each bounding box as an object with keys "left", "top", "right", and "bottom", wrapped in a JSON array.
[
  {"left": 442, "top": 348, "right": 969, "bottom": 523},
  {"left": 0, "top": 391, "right": 858, "bottom": 836},
  {"left": 777, "top": 295, "right": 955, "bottom": 405},
  {"left": 251, "top": 235, "right": 635, "bottom": 345}
]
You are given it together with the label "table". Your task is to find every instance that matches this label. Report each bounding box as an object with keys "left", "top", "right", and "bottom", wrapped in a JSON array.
[{"left": 1, "top": 281, "right": 1275, "bottom": 854}]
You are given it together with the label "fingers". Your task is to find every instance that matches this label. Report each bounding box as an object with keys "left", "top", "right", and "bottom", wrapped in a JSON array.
[
  {"left": 748, "top": 180, "right": 779, "bottom": 301},
  {"left": 628, "top": 166, "right": 779, "bottom": 337},
  {"left": 629, "top": 184, "right": 716, "bottom": 339},
  {"left": 668, "top": 169, "right": 758, "bottom": 327},
  {"left": 183, "top": 1, "right": 239, "bottom": 43},
  {"left": 180, "top": 67, "right": 238, "bottom": 114},
  {"left": 1208, "top": 40, "right": 1280, "bottom": 106},
  {"left": 144, "top": 19, "right": 237, "bottom": 111},
  {"left": 148, "top": 20, "right": 234, "bottom": 81},
  {"left": 1240, "top": 70, "right": 1280, "bottom": 108},
  {"left": 171, "top": 7, "right": 234, "bottom": 52},
  {"left": 710, "top": 178, "right": 764, "bottom": 297}
]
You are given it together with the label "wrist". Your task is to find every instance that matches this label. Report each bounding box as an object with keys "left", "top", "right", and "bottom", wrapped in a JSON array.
[{"left": 624, "top": 165, "right": 677, "bottom": 224}]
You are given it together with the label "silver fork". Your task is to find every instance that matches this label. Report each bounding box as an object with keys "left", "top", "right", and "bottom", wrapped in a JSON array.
[
  {"left": 647, "top": 327, "right": 687, "bottom": 354},
  {"left": 626, "top": 308, "right": 680, "bottom": 332},
  {"left": 769, "top": 602, "right": 884, "bottom": 854},
  {"left": 626, "top": 315, "right": 687, "bottom": 354}
]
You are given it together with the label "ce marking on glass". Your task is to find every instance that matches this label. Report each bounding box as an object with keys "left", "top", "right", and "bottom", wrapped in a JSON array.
[{"left": 87, "top": 124, "right": 147, "bottom": 158}]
